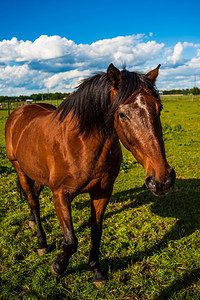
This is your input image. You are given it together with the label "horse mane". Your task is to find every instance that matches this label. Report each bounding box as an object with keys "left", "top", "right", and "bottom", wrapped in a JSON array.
[{"left": 54, "top": 68, "right": 159, "bottom": 137}]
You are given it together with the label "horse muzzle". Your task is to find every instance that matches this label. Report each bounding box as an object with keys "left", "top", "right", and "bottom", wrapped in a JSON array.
[{"left": 145, "top": 168, "right": 176, "bottom": 196}]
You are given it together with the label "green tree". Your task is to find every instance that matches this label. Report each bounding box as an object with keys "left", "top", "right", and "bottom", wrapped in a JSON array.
[{"left": 191, "top": 87, "right": 200, "bottom": 95}]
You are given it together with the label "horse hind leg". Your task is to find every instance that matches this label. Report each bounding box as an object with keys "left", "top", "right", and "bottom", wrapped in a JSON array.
[
  {"left": 17, "top": 175, "right": 35, "bottom": 229},
  {"left": 29, "top": 182, "right": 44, "bottom": 229},
  {"left": 29, "top": 209, "right": 36, "bottom": 229},
  {"left": 13, "top": 161, "right": 48, "bottom": 255}
]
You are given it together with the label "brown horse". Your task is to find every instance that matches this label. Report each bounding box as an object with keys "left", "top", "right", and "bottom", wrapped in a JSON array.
[{"left": 5, "top": 64, "right": 175, "bottom": 284}]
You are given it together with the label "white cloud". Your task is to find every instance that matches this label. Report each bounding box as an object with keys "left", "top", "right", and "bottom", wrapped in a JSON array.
[
  {"left": 0, "top": 65, "right": 46, "bottom": 89},
  {"left": 44, "top": 69, "right": 90, "bottom": 89},
  {"left": 165, "top": 42, "right": 185, "bottom": 67},
  {"left": 0, "top": 35, "right": 76, "bottom": 63},
  {"left": 0, "top": 34, "right": 199, "bottom": 95}
]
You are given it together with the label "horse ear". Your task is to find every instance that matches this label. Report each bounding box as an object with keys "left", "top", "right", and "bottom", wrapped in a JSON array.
[
  {"left": 107, "top": 63, "right": 122, "bottom": 90},
  {"left": 145, "top": 64, "right": 161, "bottom": 85}
]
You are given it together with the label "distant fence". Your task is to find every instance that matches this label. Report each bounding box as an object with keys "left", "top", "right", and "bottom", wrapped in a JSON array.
[{"left": 0, "top": 100, "right": 63, "bottom": 116}]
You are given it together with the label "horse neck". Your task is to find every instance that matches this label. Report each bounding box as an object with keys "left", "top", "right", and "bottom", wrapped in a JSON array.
[
  {"left": 87, "top": 131, "right": 120, "bottom": 170},
  {"left": 51, "top": 110, "right": 120, "bottom": 162},
  {"left": 84, "top": 128, "right": 119, "bottom": 152}
]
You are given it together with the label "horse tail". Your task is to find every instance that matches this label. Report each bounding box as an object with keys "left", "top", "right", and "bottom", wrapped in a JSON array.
[{"left": 16, "top": 176, "right": 27, "bottom": 201}]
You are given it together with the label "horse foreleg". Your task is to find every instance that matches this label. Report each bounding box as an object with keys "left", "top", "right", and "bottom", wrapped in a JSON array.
[
  {"left": 51, "top": 190, "right": 78, "bottom": 276},
  {"left": 89, "top": 186, "right": 113, "bottom": 284}
]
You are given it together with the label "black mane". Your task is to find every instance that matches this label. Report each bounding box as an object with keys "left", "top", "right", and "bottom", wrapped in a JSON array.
[{"left": 54, "top": 69, "right": 159, "bottom": 136}]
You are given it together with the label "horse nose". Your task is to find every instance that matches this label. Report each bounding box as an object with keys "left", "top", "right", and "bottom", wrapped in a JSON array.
[
  {"left": 145, "top": 168, "right": 176, "bottom": 196},
  {"left": 145, "top": 176, "right": 158, "bottom": 194}
]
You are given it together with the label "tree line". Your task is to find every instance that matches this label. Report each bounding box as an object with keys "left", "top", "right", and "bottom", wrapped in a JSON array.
[
  {"left": 163, "top": 87, "right": 200, "bottom": 95},
  {"left": 0, "top": 92, "right": 70, "bottom": 103},
  {"left": 0, "top": 87, "right": 200, "bottom": 102}
]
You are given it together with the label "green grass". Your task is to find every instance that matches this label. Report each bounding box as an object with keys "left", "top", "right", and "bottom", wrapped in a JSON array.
[{"left": 0, "top": 96, "right": 200, "bottom": 299}]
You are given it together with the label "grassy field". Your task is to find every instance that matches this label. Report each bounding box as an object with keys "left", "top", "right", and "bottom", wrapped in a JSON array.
[{"left": 0, "top": 96, "right": 200, "bottom": 299}]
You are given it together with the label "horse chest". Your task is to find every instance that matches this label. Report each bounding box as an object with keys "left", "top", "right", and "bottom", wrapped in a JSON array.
[{"left": 80, "top": 144, "right": 122, "bottom": 193}]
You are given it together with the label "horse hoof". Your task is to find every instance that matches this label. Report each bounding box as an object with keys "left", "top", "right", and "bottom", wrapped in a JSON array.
[
  {"left": 93, "top": 269, "right": 106, "bottom": 287},
  {"left": 93, "top": 280, "right": 106, "bottom": 288},
  {"left": 29, "top": 220, "right": 36, "bottom": 229},
  {"left": 38, "top": 248, "right": 48, "bottom": 255},
  {"left": 50, "top": 263, "right": 60, "bottom": 276}
]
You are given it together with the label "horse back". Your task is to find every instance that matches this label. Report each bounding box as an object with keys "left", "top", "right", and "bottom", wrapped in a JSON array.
[{"left": 5, "top": 103, "right": 55, "bottom": 161}]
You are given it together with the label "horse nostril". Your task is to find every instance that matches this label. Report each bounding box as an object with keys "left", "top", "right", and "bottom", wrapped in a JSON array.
[
  {"left": 145, "top": 176, "right": 151, "bottom": 187},
  {"left": 145, "top": 176, "right": 156, "bottom": 190}
]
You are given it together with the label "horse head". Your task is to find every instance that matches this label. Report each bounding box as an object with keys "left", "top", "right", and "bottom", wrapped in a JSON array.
[{"left": 107, "top": 63, "right": 175, "bottom": 196}]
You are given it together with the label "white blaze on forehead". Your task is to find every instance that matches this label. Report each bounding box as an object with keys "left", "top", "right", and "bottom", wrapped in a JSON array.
[
  {"left": 135, "top": 94, "right": 149, "bottom": 114},
  {"left": 134, "top": 93, "right": 153, "bottom": 135},
  {"left": 131, "top": 94, "right": 162, "bottom": 156}
]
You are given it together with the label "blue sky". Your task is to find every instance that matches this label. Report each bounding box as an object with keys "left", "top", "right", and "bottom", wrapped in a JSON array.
[{"left": 0, "top": 0, "right": 200, "bottom": 95}]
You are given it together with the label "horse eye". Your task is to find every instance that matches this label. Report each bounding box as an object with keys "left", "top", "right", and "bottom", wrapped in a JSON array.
[{"left": 118, "top": 112, "right": 128, "bottom": 120}]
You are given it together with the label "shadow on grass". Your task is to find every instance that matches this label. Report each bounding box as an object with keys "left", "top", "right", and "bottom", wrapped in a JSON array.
[
  {"left": 0, "top": 165, "right": 15, "bottom": 175},
  {"left": 95, "top": 178, "right": 200, "bottom": 294},
  {"left": 105, "top": 178, "right": 200, "bottom": 254},
  {"left": 155, "top": 268, "right": 200, "bottom": 300}
]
